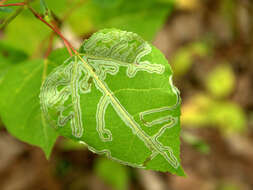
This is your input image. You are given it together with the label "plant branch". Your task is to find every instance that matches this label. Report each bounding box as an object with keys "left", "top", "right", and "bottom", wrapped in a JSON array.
[
  {"left": 49, "top": 20, "right": 73, "bottom": 56},
  {"left": 0, "top": 2, "right": 26, "bottom": 7},
  {"left": 44, "top": 32, "right": 54, "bottom": 58},
  {"left": 27, "top": 6, "right": 77, "bottom": 56},
  {"left": 33, "top": 1, "right": 85, "bottom": 58},
  {"left": 32, "top": 33, "right": 52, "bottom": 58}
]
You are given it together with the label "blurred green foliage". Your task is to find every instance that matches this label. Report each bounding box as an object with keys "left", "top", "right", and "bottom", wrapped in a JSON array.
[
  {"left": 206, "top": 64, "right": 235, "bottom": 98},
  {"left": 0, "top": 119, "right": 3, "bottom": 129},
  {"left": 0, "top": 7, "right": 13, "bottom": 13},
  {"left": 55, "top": 159, "right": 72, "bottom": 178},
  {"left": 171, "top": 41, "right": 210, "bottom": 76},
  {"left": 94, "top": 158, "right": 130, "bottom": 190},
  {"left": 0, "top": 41, "right": 28, "bottom": 62},
  {"left": 0, "top": 41, "right": 28, "bottom": 93},
  {"left": 66, "top": 0, "right": 174, "bottom": 40},
  {"left": 182, "top": 132, "right": 210, "bottom": 154},
  {"left": 3, "top": 14, "right": 51, "bottom": 55},
  {"left": 182, "top": 94, "right": 246, "bottom": 135},
  {"left": 218, "top": 182, "right": 240, "bottom": 190},
  {"left": 220, "top": 0, "right": 236, "bottom": 34},
  {"left": 1, "top": 0, "right": 175, "bottom": 56},
  {"left": 171, "top": 37, "right": 245, "bottom": 137}
]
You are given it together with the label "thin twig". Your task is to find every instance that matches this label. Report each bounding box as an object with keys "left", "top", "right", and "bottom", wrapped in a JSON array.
[
  {"left": 44, "top": 32, "right": 54, "bottom": 58},
  {"left": 50, "top": 20, "right": 73, "bottom": 55},
  {"left": 33, "top": 1, "right": 84, "bottom": 58},
  {"left": 32, "top": 34, "right": 52, "bottom": 58},
  {"left": 0, "top": 0, "right": 78, "bottom": 57},
  {"left": 27, "top": 6, "right": 77, "bottom": 56},
  {"left": 0, "top": 2, "right": 26, "bottom": 7}
]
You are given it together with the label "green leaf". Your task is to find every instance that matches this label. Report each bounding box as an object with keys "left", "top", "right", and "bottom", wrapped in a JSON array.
[
  {"left": 0, "top": 41, "right": 28, "bottom": 63},
  {"left": 0, "top": 59, "right": 59, "bottom": 158},
  {"left": 92, "top": 0, "right": 123, "bottom": 8},
  {"left": 94, "top": 157, "right": 129, "bottom": 190},
  {"left": 0, "top": 59, "right": 12, "bottom": 87},
  {"left": 40, "top": 29, "right": 184, "bottom": 175},
  {"left": 3, "top": 11, "right": 50, "bottom": 55},
  {"left": 47, "top": 47, "right": 70, "bottom": 63},
  {"left": 68, "top": 0, "right": 175, "bottom": 41},
  {"left": 33, "top": 0, "right": 69, "bottom": 17},
  {"left": 0, "top": 42, "right": 28, "bottom": 95}
]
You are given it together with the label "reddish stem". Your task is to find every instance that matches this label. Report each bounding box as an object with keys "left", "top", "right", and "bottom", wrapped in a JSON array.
[
  {"left": 0, "top": 0, "right": 8, "bottom": 5},
  {"left": 28, "top": 6, "right": 77, "bottom": 56},
  {"left": 50, "top": 21, "right": 73, "bottom": 56},
  {"left": 0, "top": 2, "right": 26, "bottom": 7},
  {"left": 44, "top": 33, "right": 54, "bottom": 58}
]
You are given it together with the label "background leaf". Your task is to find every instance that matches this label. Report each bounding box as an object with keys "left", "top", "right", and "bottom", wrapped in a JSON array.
[
  {"left": 67, "top": 0, "right": 175, "bottom": 40},
  {"left": 2, "top": 9, "right": 50, "bottom": 55},
  {"left": 0, "top": 42, "right": 28, "bottom": 107},
  {"left": 0, "top": 58, "right": 60, "bottom": 158}
]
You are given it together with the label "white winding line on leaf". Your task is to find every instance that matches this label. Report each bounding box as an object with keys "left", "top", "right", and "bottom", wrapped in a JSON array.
[{"left": 40, "top": 29, "right": 181, "bottom": 169}]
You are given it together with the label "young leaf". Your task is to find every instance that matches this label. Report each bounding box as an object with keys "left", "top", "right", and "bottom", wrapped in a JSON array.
[
  {"left": 40, "top": 0, "right": 49, "bottom": 14},
  {"left": 0, "top": 59, "right": 59, "bottom": 158},
  {"left": 40, "top": 29, "right": 184, "bottom": 175}
]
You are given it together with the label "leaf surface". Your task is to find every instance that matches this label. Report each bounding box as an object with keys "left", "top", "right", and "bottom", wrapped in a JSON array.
[
  {"left": 0, "top": 59, "right": 60, "bottom": 158},
  {"left": 0, "top": 42, "right": 28, "bottom": 108},
  {"left": 40, "top": 29, "right": 184, "bottom": 174}
]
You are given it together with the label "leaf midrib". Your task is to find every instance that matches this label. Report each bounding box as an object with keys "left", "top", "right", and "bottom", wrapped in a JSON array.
[
  {"left": 41, "top": 59, "right": 50, "bottom": 152},
  {"left": 77, "top": 53, "right": 174, "bottom": 166}
]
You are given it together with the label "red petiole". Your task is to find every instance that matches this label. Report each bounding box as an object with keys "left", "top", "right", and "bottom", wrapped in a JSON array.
[
  {"left": 28, "top": 6, "right": 78, "bottom": 56},
  {"left": 1, "top": 1, "right": 78, "bottom": 57},
  {"left": 0, "top": 2, "right": 26, "bottom": 7}
]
